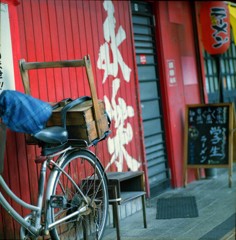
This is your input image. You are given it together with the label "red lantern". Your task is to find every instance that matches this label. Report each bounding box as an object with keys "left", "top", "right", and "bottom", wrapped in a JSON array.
[{"left": 200, "top": 1, "right": 230, "bottom": 55}]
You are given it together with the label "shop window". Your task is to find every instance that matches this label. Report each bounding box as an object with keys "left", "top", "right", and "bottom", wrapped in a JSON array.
[{"left": 204, "top": 28, "right": 236, "bottom": 107}]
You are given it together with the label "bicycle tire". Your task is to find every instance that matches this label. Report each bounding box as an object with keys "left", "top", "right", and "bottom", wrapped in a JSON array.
[{"left": 48, "top": 149, "right": 108, "bottom": 240}]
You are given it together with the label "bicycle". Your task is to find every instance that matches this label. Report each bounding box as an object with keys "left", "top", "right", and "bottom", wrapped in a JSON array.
[{"left": 0, "top": 119, "right": 109, "bottom": 239}]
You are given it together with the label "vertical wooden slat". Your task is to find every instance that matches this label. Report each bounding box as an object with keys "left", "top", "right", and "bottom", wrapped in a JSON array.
[
  {"left": 0, "top": 155, "right": 15, "bottom": 239},
  {"left": 31, "top": 0, "right": 48, "bottom": 101},
  {"left": 40, "top": 0, "right": 56, "bottom": 101},
  {"left": 56, "top": 0, "right": 71, "bottom": 98},
  {"left": 15, "top": 133, "right": 31, "bottom": 218},
  {"left": 123, "top": 0, "right": 141, "bottom": 171},
  {"left": 69, "top": 0, "right": 82, "bottom": 97},
  {"left": 62, "top": 0, "right": 77, "bottom": 99},
  {"left": 93, "top": 0, "right": 107, "bottom": 164},
  {"left": 75, "top": 0, "right": 87, "bottom": 96},
  {"left": 5, "top": 131, "right": 22, "bottom": 238},
  {"left": 20, "top": 0, "right": 39, "bottom": 210},
  {"left": 77, "top": 1, "right": 90, "bottom": 97},
  {"left": 17, "top": 0, "right": 27, "bottom": 70},
  {"left": 47, "top": 0, "right": 63, "bottom": 100},
  {"left": 96, "top": 0, "right": 116, "bottom": 170},
  {"left": 119, "top": 0, "right": 130, "bottom": 171},
  {"left": 0, "top": 208, "right": 4, "bottom": 239},
  {"left": 21, "top": 0, "right": 38, "bottom": 97},
  {"left": 130, "top": 11, "right": 147, "bottom": 175},
  {"left": 82, "top": 0, "right": 93, "bottom": 97},
  {"left": 88, "top": 0, "right": 101, "bottom": 97}
]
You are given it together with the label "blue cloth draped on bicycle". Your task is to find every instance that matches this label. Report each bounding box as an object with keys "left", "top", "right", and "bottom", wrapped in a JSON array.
[{"left": 0, "top": 90, "right": 52, "bottom": 134}]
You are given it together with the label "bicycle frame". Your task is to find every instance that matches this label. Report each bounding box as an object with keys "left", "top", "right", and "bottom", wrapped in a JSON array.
[
  {"left": 0, "top": 147, "right": 90, "bottom": 238},
  {"left": 0, "top": 160, "right": 46, "bottom": 237}
]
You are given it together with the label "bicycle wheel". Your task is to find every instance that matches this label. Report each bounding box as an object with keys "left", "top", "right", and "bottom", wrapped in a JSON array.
[{"left": 49, "top": 149, "right": 108, "bottom": 240}]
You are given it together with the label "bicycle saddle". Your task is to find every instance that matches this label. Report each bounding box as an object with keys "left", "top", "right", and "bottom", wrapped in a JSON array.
[{"left": 34, "top": 126, "right": 68, "bottom": 144}]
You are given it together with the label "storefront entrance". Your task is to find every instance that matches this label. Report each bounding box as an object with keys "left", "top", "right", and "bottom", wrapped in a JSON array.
[{"left": 131, "top": 1, "right": 170, "bottom": 196}]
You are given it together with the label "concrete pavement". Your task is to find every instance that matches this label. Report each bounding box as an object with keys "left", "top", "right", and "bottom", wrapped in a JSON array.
[{"left": 103, "top": 166, "right": 236, "bottom": 240}]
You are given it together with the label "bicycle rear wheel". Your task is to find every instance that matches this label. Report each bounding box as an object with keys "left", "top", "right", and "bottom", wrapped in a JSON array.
[{"left": 49, "top": 149, "right": 108, "bottom": 240}]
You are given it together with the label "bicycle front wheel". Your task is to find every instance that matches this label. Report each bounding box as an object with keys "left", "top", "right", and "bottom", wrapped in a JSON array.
[{"left": 49, "top": 149, "right": 108, "bottom": 240}]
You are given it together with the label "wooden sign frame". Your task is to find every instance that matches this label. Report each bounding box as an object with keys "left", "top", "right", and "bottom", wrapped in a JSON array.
[{"left": 183, "top": 103, "right": 235, "bottom": 188}]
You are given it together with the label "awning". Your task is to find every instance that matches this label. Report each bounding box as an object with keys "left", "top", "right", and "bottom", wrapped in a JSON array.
[{"left": 228, "top": 4, "right": 236, "bottom": 44}]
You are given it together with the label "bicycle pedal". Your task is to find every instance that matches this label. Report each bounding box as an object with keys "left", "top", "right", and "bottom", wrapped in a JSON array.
[{"left": 50, "top": 195, "right": 67, "bottom": 208}]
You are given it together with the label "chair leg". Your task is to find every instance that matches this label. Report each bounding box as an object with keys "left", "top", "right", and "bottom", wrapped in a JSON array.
[
  {"left": 113, "top": 201, "right": 121, "bottom": 240},
  {"left": 112, "top": 203, "right": 116, "bottom": 228},
  {"left": 142, "top": 195, "right": 147, "bottom": 228}
]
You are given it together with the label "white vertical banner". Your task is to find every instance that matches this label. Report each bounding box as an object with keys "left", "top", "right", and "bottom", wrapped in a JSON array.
[{"left": 0, "top": 3, "right": 15, "bottom": 94}]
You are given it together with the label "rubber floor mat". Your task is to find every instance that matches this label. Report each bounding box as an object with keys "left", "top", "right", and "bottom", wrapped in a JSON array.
[{"left": 156, "top": 196, "right": 199, "bottom": 219}]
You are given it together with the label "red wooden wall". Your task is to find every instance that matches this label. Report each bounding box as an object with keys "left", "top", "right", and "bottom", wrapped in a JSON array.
[
  {"left": 0, "top": 0, "right": 208, "bottom": 238},
  {"left": 0, "top": 0, "right": 146, "bottom": 238}
]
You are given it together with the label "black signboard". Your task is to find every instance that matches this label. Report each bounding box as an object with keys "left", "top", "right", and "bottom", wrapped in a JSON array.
[
  {"left": 187, "top": 104, "right": 229, "bottom": 165},
  {"left": 184, "top": 103, "right": 234, "bottom": 187}
]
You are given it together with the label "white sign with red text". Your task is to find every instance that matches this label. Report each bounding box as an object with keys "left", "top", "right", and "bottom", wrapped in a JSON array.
[
  {"left": 0, "top": 3, "right": 15, "bottom": 94},
  {"left": 97, "top": 0, "right": 141, "bottom": 172}
]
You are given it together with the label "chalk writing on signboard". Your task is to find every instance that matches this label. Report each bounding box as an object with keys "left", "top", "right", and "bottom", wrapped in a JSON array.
[
  {"left": 184, "top": 103, "right": 234, "bottom": 188},
  {"left": 187, "top": 106, "right": 229, "bottom": 165}
]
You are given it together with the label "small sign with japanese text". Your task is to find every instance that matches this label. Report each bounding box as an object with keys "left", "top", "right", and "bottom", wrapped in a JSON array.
[
  {"left": 140, "top": 55, "right": 146, "bottom": 65},
  {"left": 167, "top": 60, "right": 176, "bottom": 85}
]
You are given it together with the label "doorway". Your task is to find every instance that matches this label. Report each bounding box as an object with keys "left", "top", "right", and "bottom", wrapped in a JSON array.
[{"left": 131, "top": 1, "right": 170, "bottom": 196}]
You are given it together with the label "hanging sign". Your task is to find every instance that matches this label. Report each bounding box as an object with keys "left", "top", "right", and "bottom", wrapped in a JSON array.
[
  {"left": 0, "top": 3, "right": 15, "bottom": 93},
  {"left": 200, "top": 1, "right": 230, "bottom": 55}
]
